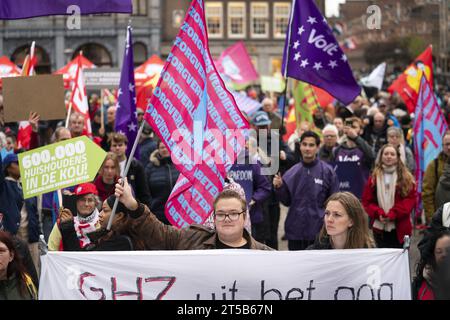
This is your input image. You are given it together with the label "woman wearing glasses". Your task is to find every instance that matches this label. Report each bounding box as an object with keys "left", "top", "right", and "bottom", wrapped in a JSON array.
[{"left": 61, "top": 178, "right": 272, "bottom": 251}]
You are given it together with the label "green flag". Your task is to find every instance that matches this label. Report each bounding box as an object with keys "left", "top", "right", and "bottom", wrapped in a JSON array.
[
  {"left": 19, "top": 136, "right": 106, "bottom": 199},
  {"left": 293, "top": 80, "right": 320, "bottom": 126}
]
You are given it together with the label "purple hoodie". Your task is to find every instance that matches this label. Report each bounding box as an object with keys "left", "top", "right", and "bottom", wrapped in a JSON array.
[
  {"left": 229, "top": 162, "right": 271, "bottom": 224},
  {"left": 275, "top": 159, "right": 339, "bottom": 240}
]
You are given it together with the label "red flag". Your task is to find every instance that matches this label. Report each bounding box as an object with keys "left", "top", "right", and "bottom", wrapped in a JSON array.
[
  {"left": 388, "top": 46, "right": 433, "bottom": 113},
  {"left": 17, "top": 42, "right": 37, "bottom": 150},
  {"left": 215, "top": 41, "right": 259, "bottom": 84},
  {"left": 0, "top": 56, "right": 21, "bottom": 89},
  {"left": 55, "top": 55, "right": 95, "bottom": 89},
  {"left": 17, "top": 121, "right": 32, "bottom": 150},
  {"left": 134, "top": 54, "right": 164, "bottom": 87},
  {"left": 69, "top": 53, "right": 92, "bottom": 136}
]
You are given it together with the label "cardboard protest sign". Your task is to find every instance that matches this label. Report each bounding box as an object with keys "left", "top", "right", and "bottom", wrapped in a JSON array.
[
  {"left": 2, "top": 74, "right": 65, "bottom": 122},
  {"left": 19, "top": 136, "right": 106, "bottom": 199},
  {"left": 39, "top": 249, "right": 411, "bottom": 300}
]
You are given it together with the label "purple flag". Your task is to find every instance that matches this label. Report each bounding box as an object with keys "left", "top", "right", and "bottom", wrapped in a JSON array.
[
  {"left": 115, "top": 26, "right": 139, "bottom": 159},
  {"left": 0, "top": 0, "right": 131, "bottom": 20},
  {"left": 282, "top": 0, "right": 360, "bottom": 105}
]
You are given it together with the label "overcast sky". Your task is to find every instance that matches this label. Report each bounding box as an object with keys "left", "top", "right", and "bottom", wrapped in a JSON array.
[{"left": 326, "top": 0, "right": 346, "bottom": 17}]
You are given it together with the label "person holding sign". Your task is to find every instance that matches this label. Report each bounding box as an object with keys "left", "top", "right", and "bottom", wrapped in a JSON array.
[
  {"left": 62, "top": 178, "right": 272, "bottom": 251},
  {"left": 362, "top": 144, "right": 416, "bottom": 248},
  {"left": 48, "top": 183, "right": 101, "bottom": 251},
  {"left": 308, "top": 192, "right": 375, "bottom": 249}
]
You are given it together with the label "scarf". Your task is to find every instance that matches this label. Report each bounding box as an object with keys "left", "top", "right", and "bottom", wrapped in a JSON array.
[
  {"left": 373, "top": 165, "right": 397, "bottom": 232},
  {"left": 74, "top": 208, "right": 100, "bottom": 248}
]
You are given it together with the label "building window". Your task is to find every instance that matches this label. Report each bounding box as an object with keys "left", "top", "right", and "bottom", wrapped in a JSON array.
[
  {"left": 251, "top": 2, "right": 269, "bottom": 38},
  {"left": 228, "top": 2, "right": 246, "bottom": 38},
  {"left": 132, "top": 0, "right": 147, "bottom": 16},
  {"left": 273, "top": 3, "right": 291, "bottom": 39},
  {"left": 205, "top": 2, "right": 223, "bottom": 38},
  {"left": 133, "top": 42, "right": 147, "bottom": 67}
]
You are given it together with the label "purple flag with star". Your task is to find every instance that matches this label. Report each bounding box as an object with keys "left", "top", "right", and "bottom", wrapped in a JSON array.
[
  {"left": 282, "top": 0, "right": 360, "bottom": 105},
  {"left": 115, "top": 26, "right": 139, "bottom": 158},
  {"left": 0, "top": 0, "right": 131, "bottom": 20}
]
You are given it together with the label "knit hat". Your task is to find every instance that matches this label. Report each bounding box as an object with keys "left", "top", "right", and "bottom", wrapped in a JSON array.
[
  {"left": 2, "top": 153, "right": 18, "bottom": 170},
  {"left": 74, "top": 183, "right": 98, "bottom": 196}
]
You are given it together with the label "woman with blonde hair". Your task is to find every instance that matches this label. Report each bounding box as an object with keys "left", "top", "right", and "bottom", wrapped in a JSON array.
[
  {"left": 362, "top": 144, "right": 416, "bottom": 248},
  {"left": 94, "top": 152, "right": 120, "bottom": 201},
  {"left": 309, "top": 192, "right": 375, "bottom": 249}
]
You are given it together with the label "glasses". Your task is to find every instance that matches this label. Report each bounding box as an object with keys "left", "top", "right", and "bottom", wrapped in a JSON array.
[{"left": 214, "top": 210, "right": 245, "bottom": 222}]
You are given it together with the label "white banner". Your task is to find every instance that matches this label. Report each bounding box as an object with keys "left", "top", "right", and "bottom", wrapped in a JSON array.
[{"left": 39, "top": 249, "right": 411, "bottom": 300}]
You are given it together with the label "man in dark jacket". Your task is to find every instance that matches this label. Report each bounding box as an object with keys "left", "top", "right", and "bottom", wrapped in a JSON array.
[
  {"left": 139, "top": 122, "right": 157, "bottom": 169},
  {"left": 274, "top": 131, "right": 339, "bottom": 250},
  {"left": 318, "top": 124, "right": 339, "bottom": 163},
  {"left": 110, "top": 132, "right": 151, "bottom": 208},
  {"left": 362, "top": 111, "right": 388, "bottom": 155},
  {"left": 145, "top": 141, "right": 179, "bottom": 225}
]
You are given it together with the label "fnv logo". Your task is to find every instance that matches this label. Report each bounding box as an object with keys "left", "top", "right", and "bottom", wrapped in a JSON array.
[{"left": 314, "top": 178, "right": 323, "bottom": 185}]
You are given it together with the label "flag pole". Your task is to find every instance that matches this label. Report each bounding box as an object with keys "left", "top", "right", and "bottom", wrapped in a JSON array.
[
  {"left": 100, "top": 90, "right": 105, "bottom": 135},
  {"left": 106, "top": 120, "right": 145, "bottom": 230}
]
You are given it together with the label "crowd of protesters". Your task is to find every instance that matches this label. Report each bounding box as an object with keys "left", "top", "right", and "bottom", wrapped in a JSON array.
[{"left": 1, "top": 78, "right": 450, "bottom": 300}]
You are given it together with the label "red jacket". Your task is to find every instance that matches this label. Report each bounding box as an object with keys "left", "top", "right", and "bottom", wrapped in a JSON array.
[{"left": 362, "top": 175, "right": 416, "bottom": 244}]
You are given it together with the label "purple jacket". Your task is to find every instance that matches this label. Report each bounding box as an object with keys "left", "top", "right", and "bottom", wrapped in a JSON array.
[
  {"left": 229, "top": 162, "right": 271, "bottom": 224},
  {"left": 275, "top": 159, "right": 339, "bottom": 240}
]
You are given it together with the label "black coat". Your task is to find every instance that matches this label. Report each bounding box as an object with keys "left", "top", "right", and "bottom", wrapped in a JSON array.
[
  {"left": 145, "top": 151, "right": 180, "bottom": 224},
  {"left": 127, "top": 158, "right": 151, "bottom": 208},
  {"left": 59, "top": 220, "right": 133, "bottom": 251}
]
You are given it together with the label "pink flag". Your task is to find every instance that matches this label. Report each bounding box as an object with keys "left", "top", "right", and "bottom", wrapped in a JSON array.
[
  {"left": 216, "top": 41, "right": 259, "bottom": 84},
  {"left": 144, "top": 0, "right": 249, "bottom": 228}
]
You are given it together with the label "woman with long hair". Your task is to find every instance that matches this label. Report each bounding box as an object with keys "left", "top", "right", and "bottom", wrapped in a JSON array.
[
  {"left": 309, "top": 192, "right": 375, "bottom": 249},
  {"left": 412, "top": 229, "right": 450, "bottom": 300},
  {"left": 0, "top": 231, "right": 38, "bottom": 300},
  {"left": 362, "top": 144, "right": 416, "bottom": 248},
  {"left": 94, "top": 152, "right": 120, "bottom": 202}
]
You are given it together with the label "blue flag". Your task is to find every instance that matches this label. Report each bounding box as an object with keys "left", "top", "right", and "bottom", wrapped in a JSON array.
[
  {"left": 282, "top": 0, "right": 360, "bottom": 105},
  {"left": 0, "top": 0, "right": 131, "bottom": 20},
  {"left": 115, "top": 26, "right": 139, "bottom": 159}
]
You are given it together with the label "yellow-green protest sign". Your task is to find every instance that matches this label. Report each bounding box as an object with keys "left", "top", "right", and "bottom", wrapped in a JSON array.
[
  {"left": 261, "top": 76, "right": 286, "bottom": 93},
  {"left": 19, "top": 136, "right": 106, "bottom": 199}
]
